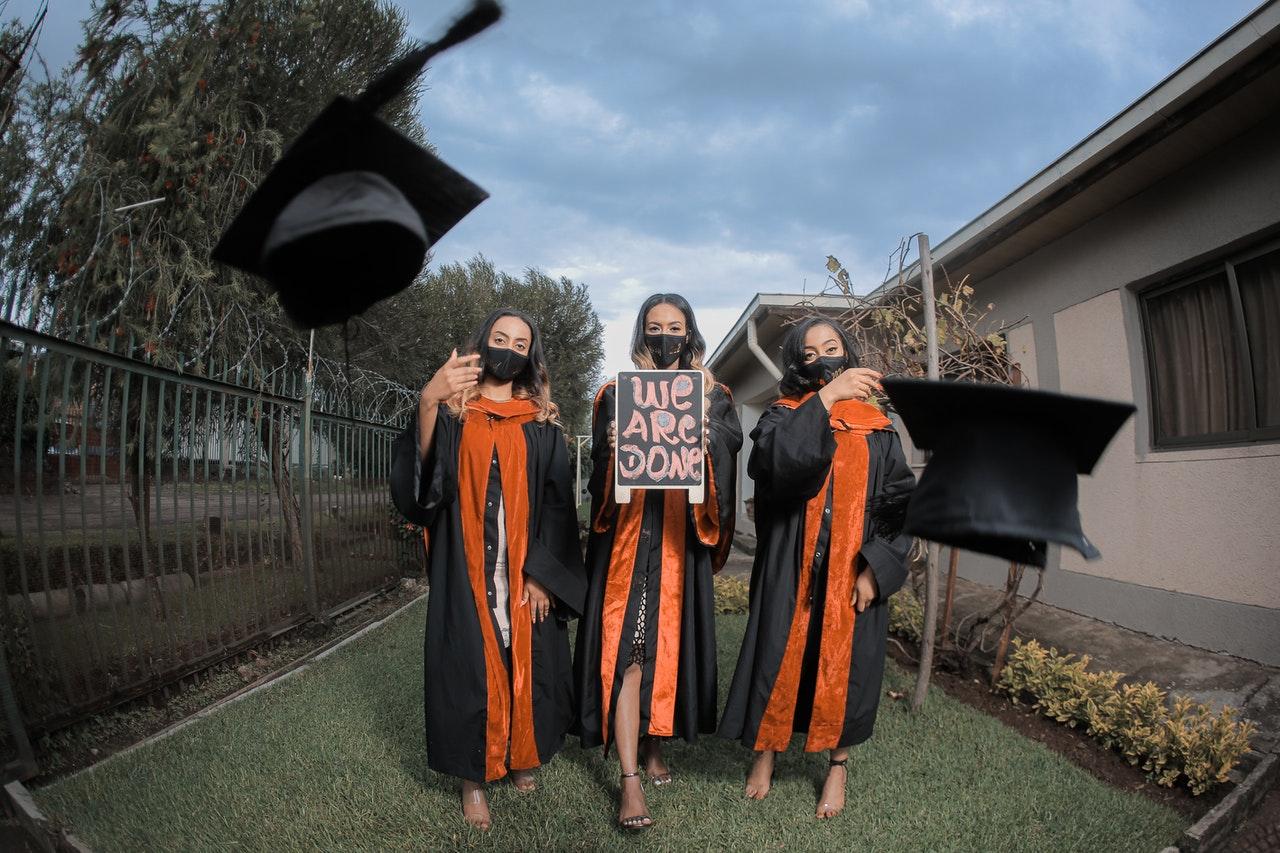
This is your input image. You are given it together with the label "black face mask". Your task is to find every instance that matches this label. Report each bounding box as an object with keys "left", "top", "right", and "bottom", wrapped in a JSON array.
[
  {"left": 799, "top": 355, "right": 847, "bottom": 385},
  {"left": 644, "top": 333, "right": 686, "bottom": 368},
  {"left": 483, "top": 345, "right": 528, "bottom": 382}
]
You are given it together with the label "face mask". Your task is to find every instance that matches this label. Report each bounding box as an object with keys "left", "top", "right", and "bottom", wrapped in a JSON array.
[
  {"left": 644, "top": 333, "right": 686, "bottom": 368},
  {"left": 799, "top": 355, "right": 847, "bottom": 385},
  {"left": 484, "top": 345, "right": 528, "bottom": 382}
]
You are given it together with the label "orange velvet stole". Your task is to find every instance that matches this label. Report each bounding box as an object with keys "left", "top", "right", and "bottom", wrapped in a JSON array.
[
  {"left": 592, "top": 382, "right": 723, "bottom": 744},
  {"left": 752, "top": 393, "right": 892, "bottom": 752},
  {"left": 456, "top": 396, "right": 541, "bottom": 780}
]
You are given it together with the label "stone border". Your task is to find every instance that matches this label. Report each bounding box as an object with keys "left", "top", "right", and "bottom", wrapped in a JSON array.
[
  {"left": 3, "top": 780, "right": 91, "bottom": 853},
  {"left": 1168, "top": 751, "right": 1280, "bottom": 853},
  {"left": 0, "top": 591, "right": 427, "bottom": 852}
]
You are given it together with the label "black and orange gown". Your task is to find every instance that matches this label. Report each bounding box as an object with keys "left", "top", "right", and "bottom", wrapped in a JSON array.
[
  {"left": 574, "top": 381, "right": 742, "bottom": 749},
  {"left": 719, "top": 393, "right": 915, "bottom": 752},
  {"left": 390, "top": 396, "right": 586, "bottom": 784}
]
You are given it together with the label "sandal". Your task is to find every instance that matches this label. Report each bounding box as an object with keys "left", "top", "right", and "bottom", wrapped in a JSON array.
[
  {"left": 640, "top": 736, "right": 674, "bottom": 786},
  {"left": 461, "top": 783, "right": 492, "bottom": 831},
  {"left": 510, "top": 769, "right": 537, "bottom": 793},
  {"left": 617, "top": 770, "right": 653, "bottom": 831},
  {"left": 817, "top": 758, "right": 848, "bottom": 819}
]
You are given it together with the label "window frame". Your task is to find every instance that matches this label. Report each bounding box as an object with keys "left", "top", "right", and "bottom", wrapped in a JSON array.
[{"left": 1139, "top": 236, "right": 1280, "bottom": 450}]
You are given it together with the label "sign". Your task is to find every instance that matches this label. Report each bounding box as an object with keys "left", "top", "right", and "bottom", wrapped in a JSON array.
[{"left": 614, "top": 370, "right": 705, "bottom": 504}]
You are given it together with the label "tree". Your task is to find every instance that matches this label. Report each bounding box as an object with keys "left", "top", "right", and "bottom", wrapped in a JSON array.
[
  {"left": 13, "top": 0, "right": 424, "bottom": 371},
  {"left": 324, "top": 255, "right": 605, "bottom": 434}
]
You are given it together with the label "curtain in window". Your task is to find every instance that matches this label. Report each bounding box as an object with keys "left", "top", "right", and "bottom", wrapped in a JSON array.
[
  {"left": 1236, "top": 248, "right": 1280, "bottom": 428},
  {"left": 1145, "top": 271, "right": 1249, "bottom": 440}
]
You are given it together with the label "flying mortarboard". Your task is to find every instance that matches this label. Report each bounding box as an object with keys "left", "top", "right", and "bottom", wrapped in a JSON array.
[
  {"left": 211, "top": 0, "right": 502, "bottom": 329},
  {"left": 881, "top": 378, "right": 1136, "bottom": 568}
]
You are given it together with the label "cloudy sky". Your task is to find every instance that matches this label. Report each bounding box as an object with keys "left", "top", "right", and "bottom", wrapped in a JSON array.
[{"left": 13, "top": 0, "right": 1260, "bottom": 376}]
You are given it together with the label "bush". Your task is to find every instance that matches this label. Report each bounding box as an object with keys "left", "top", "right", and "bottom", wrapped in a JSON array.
[
  {"left": 998, "top": 638, "right": 1256, "bottom": 795},
  {"left": 714, "top": 574, "right": 750, "bottom": 614},
  {"left": 888, "top": 586, "right": 924, "bottom": 642}
]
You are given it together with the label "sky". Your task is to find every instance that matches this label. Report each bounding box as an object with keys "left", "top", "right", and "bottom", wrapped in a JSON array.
[{"left": 8, "top": 0, "right": 1262, "bottom": 378}]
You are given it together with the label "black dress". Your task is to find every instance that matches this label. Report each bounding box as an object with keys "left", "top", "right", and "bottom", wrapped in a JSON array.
[
  {"left": 574, "top": 381, "right": 742, "bottom": 749},
  {"left": 719, "top": 393, "right": 915, "bottom": 752},
  {"left": 390, "top": 396, "right": 586, "bottom": 783}
]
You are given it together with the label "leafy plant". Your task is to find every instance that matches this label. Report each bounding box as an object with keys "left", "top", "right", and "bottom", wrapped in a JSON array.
[{"left": 998, "top": 638, "right": 1256, "bottom": 794}]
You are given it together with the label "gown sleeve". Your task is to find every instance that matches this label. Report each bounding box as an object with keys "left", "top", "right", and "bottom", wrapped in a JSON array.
[
  {"left": 694, "top": 385, "right": 744, "bottom": 566},
  {"left": 586, "top": 383, "right": 618, "bottom": 532},
  {"left": 524, "top": 426, "right": 588, "bottom": 616},
  {"left": 389, "top": 402, "right": 459, "bottom": 528},
  {"left": 859, "top": 429, "right": 917, "bottom": 600},
  {"left": 747, "top": 394, "right": 836, "bottom": 504}
]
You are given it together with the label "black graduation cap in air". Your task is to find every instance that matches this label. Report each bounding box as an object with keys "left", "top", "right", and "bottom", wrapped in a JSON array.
[
  {"left": 211, "top": 1, "right": 502, "bottom": 329},
  {"left": 881, "top": 378, "right": 1136, "bottom": 569}
]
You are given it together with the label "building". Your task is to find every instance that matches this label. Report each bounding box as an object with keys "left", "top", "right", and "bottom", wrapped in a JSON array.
[{"left": 708, "top": 1, "right": 1280, "bottom": 665}]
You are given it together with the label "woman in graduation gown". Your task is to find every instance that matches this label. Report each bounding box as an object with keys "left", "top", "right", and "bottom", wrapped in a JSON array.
[
  {"left": 719, "top": 317, "right": 916, "bottom": 819},
  {"left": 390, "top": 308, "right": 586, "bottom": 831},
  {"left": 574, "top": 293, "right": 742, "bottom": 830}
]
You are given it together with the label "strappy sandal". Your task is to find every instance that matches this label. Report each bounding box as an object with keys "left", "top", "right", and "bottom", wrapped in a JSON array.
[
  {"left": 817, "top": 758, "right": 848, "bottom": 819},
  {"left": 640, "top": 737, "right": 674, "bottom": 786},
  {"left": 617, "top": 770, "right": 653, "bottom": 831}
]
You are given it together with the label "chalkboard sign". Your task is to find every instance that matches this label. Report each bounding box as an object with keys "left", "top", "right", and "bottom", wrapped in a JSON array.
[{"left": 614, "top": 370, "right": 706, "bottom": 504}]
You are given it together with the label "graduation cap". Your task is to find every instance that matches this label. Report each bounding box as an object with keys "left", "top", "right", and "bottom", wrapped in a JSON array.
[
  {"left": 211, "top": 0, "right": 502, "bottom": 329},
  {"left": 881, "top": 378, "right": 1136, "bottom": 568}
]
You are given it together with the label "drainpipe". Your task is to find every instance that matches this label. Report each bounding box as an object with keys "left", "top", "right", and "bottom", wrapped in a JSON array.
[{"left": 746, "top": 314, "right": 782, "bottom": 381}]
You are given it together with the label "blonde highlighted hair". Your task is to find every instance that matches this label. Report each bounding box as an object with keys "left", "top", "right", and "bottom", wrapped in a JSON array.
[{"left": 629, "top": 293, "right": 717, "bottom": 397}]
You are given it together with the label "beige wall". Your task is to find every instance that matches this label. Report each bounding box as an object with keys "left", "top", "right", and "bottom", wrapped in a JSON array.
[{"left": 1053, "top": 291, "right": 1280, "bottom": 610}]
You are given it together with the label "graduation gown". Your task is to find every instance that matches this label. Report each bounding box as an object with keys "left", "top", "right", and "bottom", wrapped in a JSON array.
[
  {"left": 574, "top": 381, "right": 742, "bottom": 748},
  {"left": 390, "top": 395, "right": 586, "bottom": 783},
  {"left": 719, "top": 392, "right": 915, "bottom": 752}
]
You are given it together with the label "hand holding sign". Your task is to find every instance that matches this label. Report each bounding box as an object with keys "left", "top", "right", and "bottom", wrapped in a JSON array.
[{"left": 614, "top": 370, "right": 706, "bottom": 504}]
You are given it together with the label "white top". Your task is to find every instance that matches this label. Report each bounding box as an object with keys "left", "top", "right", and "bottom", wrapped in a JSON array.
[{"left": 492, "top": 496, "right": 511, "bottom": 649}]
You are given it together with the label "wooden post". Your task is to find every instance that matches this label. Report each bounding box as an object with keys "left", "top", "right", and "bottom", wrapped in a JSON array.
[
  {"left": 939, "top": 546, "right": 959, "bottom": 647},
  {"left": 991, "top": 562, "right": 1019, "bottom": 687},
  {"left": 912, "top": 233, "right": 940, "bottom": 713}
]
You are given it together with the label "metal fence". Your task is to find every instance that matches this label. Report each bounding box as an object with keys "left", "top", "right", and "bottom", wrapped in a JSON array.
[{"left": 0, "top": 319, "right": 422, "bottom": 782}]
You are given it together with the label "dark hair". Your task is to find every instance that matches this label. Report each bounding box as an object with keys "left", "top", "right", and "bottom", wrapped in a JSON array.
[
  {"left": 778, "top": 316, "right": 860, "bottom": 397},
  {"left": 629, "top": 293, "right": 717, "bottom": 390},
  {"left": 451, "top": 307, "right": 560, "bottom": 424}
]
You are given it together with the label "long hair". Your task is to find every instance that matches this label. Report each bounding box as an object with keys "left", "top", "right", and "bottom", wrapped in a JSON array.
[
  {"left": 778, "top": 316, "right": 860, "bottom": 397},
  {"left": 628, "top": 293, "right": 716, "bottom": 394},
  {"left": 447, "top": 308, "right": 561, "bottom": 426}
]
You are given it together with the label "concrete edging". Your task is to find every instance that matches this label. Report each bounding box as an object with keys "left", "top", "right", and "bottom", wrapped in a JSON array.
[
  {"left": 1, "top": 590, "right": 427, "bottom": 851},
  {"left": 1174, "top": 751, "right": 1280, "bottom": 853}
]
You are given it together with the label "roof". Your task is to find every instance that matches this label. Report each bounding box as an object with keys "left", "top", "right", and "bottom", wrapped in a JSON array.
[{"left": 879, "top": 0, "right": 1280, "bottom": 294}]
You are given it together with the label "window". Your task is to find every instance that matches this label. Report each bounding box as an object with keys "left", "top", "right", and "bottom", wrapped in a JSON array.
[{"left": 1140, "top": 240, "right": 1280, "bottom": 448}]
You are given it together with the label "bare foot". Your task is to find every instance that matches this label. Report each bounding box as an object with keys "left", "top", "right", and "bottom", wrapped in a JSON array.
[
  {"left": 816, "top": 761, "right": 847, "bottom": 819},
  {"left": 640, "top": 736, "right": 673, "bottom": 785},
  {"left": 461, "top": 780, "right": 491, "bottom": 831},
  {"left": 745, "top": 750, "right": 775, "bottom": 800},
  {"left": 510, "top": 768, "right": 537, "bottom": 793},
  {"left": 618, "top": 771, "right": 652, "bottom": 830}
]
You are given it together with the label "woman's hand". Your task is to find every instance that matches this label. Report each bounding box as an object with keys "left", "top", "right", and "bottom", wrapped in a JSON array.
[
  {"left": 523, "top": 576, "right": 554, "bottom": 623},
  {"left": 421, "top": 349, "right": 482, "bottom": 406},
  {"left": 607, "top": 420, "right": 617, "bottom": 451},
  {"left": 818, "top": 367, "right": 883, "bottom": 409},
  {"left": 851, "top": 564, "right": 879, "bottom": 612}
]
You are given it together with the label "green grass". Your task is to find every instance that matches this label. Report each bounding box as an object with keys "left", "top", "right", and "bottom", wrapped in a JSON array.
[{"left": 34, "top": 601, "right": 1186, "bottom": 852}]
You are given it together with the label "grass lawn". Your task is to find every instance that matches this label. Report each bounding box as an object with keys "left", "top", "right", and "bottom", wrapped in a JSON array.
[{"left": 34, "top": 598, "right": 1186, "bottom": 852}]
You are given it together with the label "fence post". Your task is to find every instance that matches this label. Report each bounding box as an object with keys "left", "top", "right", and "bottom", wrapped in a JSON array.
[
  {"left": 299, "top": 364, "right": 321, "bottom": 619},
  {"left": 0, "top": 619, "right": 36, "bottom": 782}
]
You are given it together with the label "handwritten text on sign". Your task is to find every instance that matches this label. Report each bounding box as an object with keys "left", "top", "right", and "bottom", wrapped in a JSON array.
[{"left": 614, "top": 370, "right": 705, "bottom": 499}]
